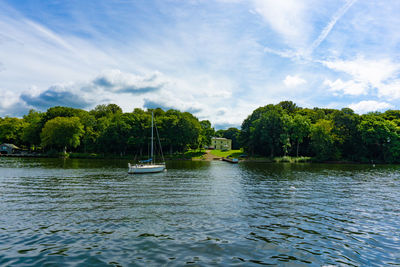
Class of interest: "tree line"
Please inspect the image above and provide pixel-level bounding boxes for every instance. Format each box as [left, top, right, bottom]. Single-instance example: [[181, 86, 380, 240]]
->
[[240, 101, 400, 163], [1, 101, 400, 163], [0, 104, 214, 156]]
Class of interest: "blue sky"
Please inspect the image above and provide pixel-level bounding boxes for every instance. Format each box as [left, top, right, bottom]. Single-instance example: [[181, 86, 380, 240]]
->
[[1, 0, 400, 128]]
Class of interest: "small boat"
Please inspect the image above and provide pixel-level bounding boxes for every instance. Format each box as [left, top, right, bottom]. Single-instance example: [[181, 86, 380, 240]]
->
[[128, 112, 166, 174], [222, 157, 239, 163]]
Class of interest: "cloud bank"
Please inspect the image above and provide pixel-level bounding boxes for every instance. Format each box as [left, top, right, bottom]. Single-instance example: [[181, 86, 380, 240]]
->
[[349, 100, 394, 114], [1, 0, 400, 127]]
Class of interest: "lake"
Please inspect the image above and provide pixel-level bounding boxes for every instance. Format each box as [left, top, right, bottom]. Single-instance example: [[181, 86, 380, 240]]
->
[[0, 157, 399, 266]]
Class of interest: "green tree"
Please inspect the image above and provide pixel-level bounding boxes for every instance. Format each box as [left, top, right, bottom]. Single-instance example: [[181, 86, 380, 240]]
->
[[278, 100, 300, 114], [280, 114, 292, 156], [41, 116, 84, 153], [297, 108, 325, 123], [90, 104, 122, 118], [330, 108, 361, 160], [359, 115, 400, 163], [158, 110, 201, 153], [22, 110, 43, 149], [158, 110, 179, 154], [126, 111, 150, 156], [241, 106, 265, 154], [290, 114, 311, 157], [256, 105, 285, 157], [310, 119, 338, 161], [199, 120, 215, 149], [0, 117, 27, 145]]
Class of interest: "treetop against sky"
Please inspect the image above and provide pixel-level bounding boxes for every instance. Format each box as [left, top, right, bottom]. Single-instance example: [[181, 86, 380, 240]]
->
[[1, 0, 400, 129]]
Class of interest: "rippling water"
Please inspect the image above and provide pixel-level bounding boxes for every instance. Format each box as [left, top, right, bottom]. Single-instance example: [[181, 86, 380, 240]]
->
[[1, 157, 399, 266]]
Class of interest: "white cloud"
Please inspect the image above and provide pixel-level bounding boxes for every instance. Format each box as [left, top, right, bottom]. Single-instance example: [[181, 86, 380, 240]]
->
[[348, 100, 393, 114], [2, 0, 400, 127], [0, 89, 30, 116], [322, 56, 400, 99], [0, 89, 19, 109], [252, 0, 310, 47], [283, 75, 307, 88], [376, 80, 400, 100], [322, 56, 399, 86], [324, 78, 367, 96]]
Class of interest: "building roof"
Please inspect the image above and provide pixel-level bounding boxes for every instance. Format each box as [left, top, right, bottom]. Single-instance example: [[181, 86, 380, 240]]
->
[[211, 137, 230, 140]]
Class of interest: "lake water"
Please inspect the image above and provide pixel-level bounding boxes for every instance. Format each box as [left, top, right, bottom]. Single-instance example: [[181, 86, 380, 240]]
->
[[0, 157, 399, 266]]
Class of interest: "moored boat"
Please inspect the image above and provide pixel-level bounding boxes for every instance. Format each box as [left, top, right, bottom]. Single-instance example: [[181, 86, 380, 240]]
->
[[128, 112, 166, 174], [128, 163, 165, 173], [222, 157, 239, 163]]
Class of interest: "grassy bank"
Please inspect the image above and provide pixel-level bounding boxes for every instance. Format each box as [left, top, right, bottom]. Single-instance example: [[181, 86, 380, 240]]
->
[[209, 149, 242, 158]]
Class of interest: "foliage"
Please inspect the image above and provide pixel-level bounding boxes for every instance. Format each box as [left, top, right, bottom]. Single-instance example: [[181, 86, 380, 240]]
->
[[358, 115, 400, 163], [0, 117, 27, 145], [199, 120, 215, 148], [22, 110, 43, 148], [310, 119, 338, 161], [290, 114, 311, 157], [41, 116, 84, 152], [5, 100, 400, 163], [239, 101, 400, 163]]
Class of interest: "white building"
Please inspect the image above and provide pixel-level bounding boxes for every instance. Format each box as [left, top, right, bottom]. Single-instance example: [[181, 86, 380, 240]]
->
[[209, 137, 232, 150]]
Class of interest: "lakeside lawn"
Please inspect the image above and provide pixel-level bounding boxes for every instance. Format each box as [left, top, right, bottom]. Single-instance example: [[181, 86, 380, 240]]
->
[[182, 149, 243, 160], [209, 149, 243, 158], [182, 149, 206, 160]]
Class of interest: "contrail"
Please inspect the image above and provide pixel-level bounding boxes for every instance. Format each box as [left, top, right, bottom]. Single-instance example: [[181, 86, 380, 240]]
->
[[309, 0, 358, 54]]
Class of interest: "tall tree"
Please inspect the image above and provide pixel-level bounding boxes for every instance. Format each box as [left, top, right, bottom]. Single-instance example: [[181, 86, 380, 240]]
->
[[256, 106, 285, 157], [359, 115, 400, 163], [199, 120, 215, 149], [310, 119, 337, 161], [0, 117, 27, 145], [290, 114, 311, 157], [331, 108, 361, 160], [278, 100, 300, 114], [41, 117, 84, 153], [240, 105, 272, 155], [22, 110, 43, 149]]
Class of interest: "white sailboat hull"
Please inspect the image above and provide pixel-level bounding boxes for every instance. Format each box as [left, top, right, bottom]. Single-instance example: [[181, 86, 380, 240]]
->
[[128, 163, 166, 174]]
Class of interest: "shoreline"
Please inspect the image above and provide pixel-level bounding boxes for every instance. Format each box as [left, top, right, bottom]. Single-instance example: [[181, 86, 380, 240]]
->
[[0, 153, 378, 165]]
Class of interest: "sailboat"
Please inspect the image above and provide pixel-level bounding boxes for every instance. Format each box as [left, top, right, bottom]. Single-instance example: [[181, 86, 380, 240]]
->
[[128, 112, 166, 174]]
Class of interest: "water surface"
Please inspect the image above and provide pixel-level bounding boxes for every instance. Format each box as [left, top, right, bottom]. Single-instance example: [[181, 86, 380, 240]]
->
[[1, 158, 399, 266]]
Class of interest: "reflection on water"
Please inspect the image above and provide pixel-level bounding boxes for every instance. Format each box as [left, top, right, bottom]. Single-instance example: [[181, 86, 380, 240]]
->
[[0, 157, 400, 266]]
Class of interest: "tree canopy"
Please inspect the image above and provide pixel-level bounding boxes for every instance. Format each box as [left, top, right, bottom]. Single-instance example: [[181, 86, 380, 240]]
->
[[41, 116, 84, 152], [240, 103, 400, 163], [2, 101, 400, 163]]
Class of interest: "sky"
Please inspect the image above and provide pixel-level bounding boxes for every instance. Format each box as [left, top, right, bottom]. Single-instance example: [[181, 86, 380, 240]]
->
[[1, 0, 400, 129]]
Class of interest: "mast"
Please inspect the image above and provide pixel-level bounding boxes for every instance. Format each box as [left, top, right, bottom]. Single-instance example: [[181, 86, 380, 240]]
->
[[151, 111, 154, 163]]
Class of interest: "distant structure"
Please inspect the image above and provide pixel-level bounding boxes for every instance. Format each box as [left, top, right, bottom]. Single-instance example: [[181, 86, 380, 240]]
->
[[0, 143, 21, 154], [210, 137, 232, 150]]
